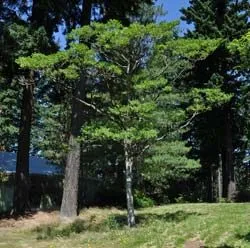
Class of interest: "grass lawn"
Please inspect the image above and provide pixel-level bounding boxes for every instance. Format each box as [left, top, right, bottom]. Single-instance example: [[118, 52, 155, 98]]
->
[[1, 203, 250, 247]]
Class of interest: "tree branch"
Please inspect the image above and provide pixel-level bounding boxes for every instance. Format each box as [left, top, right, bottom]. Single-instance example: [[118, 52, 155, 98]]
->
[[74, 97, 103, 114], [138, 112, 198, 156], [74, 96, 126, 129], [179, 112, 198, 130]]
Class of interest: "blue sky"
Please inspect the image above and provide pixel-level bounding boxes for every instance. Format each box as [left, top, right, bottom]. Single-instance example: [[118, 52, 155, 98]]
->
[[158, 0, 189, 20], [156, 0, 190, 33], [55, 0, 191, 48]]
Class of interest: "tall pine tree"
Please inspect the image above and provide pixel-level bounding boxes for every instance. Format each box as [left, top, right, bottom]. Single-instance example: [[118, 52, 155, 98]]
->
[[181, 0, 250, 200]]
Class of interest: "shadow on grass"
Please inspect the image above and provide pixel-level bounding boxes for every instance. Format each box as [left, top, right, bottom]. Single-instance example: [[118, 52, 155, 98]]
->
[[216, 246, 234, 248], [209, 232, 250, 248], [235, 232, 250, 242], [203, 229, 250, 248], [33, 210, 203, 240], [110, 210, 204, 228], [206, 245, 234, 248], [34, 219, 86, 240]]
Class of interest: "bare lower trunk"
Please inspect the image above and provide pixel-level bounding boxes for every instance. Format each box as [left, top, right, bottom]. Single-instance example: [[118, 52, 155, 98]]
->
[[222, 107, 236, 200], [218, 154, 223, 201], [210, 165, 214, 202], [60, 76, 86, 219], [60, 135, 81, 219], [60, 0, 92, 221], [124, 140, 135, 227], [13, 71, 34, 214]]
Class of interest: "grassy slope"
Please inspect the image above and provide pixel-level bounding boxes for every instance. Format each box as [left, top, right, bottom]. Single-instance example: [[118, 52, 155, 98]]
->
[[1, 203, 250, 248]]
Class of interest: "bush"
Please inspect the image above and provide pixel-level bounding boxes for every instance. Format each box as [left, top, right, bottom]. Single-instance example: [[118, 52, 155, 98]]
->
[[134, 190, 155, 208], [103, 215, 121, 230], [0, 171, 8, 183], [70, 219, 86, 233]]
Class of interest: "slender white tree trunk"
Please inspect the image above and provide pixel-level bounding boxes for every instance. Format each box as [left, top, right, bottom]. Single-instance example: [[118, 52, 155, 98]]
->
[[124, 140, 135, 227], [218, 154, 222, 201]]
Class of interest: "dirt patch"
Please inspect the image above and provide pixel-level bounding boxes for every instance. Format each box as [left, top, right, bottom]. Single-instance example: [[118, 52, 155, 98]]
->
[[0, 211, 59, 230], [184, 238, 205, 248]]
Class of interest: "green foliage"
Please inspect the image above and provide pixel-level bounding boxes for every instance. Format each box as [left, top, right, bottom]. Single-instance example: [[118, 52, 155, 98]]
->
[[0, 171, 8, 183], [188, 88, 232, 113], [15, 19, 233, 207], [143, 141, 200, 192], [74, 21, 222, 148], [180, 0, 250, 202], [103, 215, 121, 230], [16, 20, 224, 149], [129, 2, 166, 24], [1, 0, 161, 215], [16, 43, 94, 79], [67, 21, 179, 146], [134, 190, 155, 208], [0, 81, 20, 150], [181, 0, 250, 39], [32, 102, 70, 165], [229, 31, 250, 69], [162, 38, 222, 60], [7, 24, 50, 57], [0, 23, 53, 151]]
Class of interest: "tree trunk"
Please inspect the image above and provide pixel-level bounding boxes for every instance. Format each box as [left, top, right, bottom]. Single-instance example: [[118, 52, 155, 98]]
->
[[60, 0, 92, 220], [218, 154, 223, 201], [81, 0, 92, 26], [60, 77, 86, 220], [60, 134, 81, 219], [13, 71, 34, 214], [221, 107, 236, 200], [124, 140, 135, 227], [200, 149, 214, 202], [210, 165, 214, 202]]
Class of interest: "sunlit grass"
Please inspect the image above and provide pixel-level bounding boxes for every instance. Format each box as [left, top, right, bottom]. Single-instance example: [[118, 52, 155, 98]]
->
[[0, 203, 250, 247]]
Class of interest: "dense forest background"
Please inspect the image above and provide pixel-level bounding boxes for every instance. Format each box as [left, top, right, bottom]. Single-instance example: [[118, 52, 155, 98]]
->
[[0, 0, 249, 226]]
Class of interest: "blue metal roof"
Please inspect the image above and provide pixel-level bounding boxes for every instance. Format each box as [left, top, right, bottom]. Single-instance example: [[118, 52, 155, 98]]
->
[[0, 152, 62, 175]]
